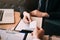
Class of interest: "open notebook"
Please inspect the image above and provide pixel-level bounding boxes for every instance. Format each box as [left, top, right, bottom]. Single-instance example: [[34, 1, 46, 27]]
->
[[15, 17, 43, 31], [0, 9, 14, 24]]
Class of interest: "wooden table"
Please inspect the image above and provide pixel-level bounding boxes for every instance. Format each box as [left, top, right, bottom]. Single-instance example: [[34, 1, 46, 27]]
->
[[0, 12, 21, 30], [0, 12, 60, 40]]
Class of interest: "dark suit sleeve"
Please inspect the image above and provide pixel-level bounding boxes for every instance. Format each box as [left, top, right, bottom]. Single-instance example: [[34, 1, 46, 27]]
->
[[47, 12, 60, 19], [19, 4, 30, 18], [20, 0, 39, 18], [46, 0, 60, 19]]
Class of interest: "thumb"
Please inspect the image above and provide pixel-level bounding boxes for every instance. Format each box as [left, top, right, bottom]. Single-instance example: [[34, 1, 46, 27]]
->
[[42, 13, 49, 17], [27, 15, 32, 22], [36, 27, 40, 30], [34, 27, 38, 32]]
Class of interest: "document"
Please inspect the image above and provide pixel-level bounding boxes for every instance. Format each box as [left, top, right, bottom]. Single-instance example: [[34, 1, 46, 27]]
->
[[15, 17, 43, 31], [0, 9, 14, 24], [0, 30, 25, 40], [26, 33, 33, 40], [15, 20, 37, 31]]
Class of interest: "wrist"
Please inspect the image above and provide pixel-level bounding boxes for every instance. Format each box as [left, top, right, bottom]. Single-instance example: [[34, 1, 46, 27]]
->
[[23, 11, 29, 16], [23, 11, 27, 15]]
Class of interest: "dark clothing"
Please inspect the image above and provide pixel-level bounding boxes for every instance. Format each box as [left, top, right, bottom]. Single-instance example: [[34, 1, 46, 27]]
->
[[20, 0, 60, 35]]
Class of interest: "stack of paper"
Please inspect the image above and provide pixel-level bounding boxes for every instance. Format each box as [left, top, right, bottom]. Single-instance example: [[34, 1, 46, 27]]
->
[[0, 30, 25, 40]]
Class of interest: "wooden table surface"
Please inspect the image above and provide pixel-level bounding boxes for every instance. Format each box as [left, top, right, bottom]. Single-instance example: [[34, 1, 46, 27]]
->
[[0, 12, 60, 40], [0, 12, 21, 30]]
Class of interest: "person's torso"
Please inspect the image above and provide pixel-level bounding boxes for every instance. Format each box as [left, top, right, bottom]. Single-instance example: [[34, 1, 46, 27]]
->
[[24, 0, 60, 19]]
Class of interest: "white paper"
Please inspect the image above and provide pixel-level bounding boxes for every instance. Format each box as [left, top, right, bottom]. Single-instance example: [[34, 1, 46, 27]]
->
[[31, 17, 43, 28], [15, 20, 37, 31], [15, 17, 43, 31], [0, 30, 25, 40], [0, 9, 14, 24]]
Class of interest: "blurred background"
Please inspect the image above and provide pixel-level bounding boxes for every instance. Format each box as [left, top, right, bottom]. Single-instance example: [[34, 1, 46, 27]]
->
[[0, 0, 24, 11]]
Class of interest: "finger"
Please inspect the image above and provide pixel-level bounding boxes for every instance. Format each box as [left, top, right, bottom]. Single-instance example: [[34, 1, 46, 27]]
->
[[31, 32, 33, 36], [27, 14, 31, 21], [34, 27, 38, 32], [40, 28, 43, 30], [36, 27, 40, 30], [36, 26, 44, 30], [23, 17, 29, 24], [29, 17, 32, 23], [42, 13, 49, 17], [39, 28, 44, 35]]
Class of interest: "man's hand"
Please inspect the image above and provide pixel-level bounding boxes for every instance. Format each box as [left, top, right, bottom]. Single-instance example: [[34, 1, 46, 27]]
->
[[23, 11, 32, 24], [23, 10, 49, 23], [30, 10, 49, 17], [31, 27, 44, 39]]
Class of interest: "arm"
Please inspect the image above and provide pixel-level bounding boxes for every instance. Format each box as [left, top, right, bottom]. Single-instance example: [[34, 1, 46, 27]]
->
[[46, 0, 60, 19], [30, 10, 60, 19], [19, 0, 39, 18]]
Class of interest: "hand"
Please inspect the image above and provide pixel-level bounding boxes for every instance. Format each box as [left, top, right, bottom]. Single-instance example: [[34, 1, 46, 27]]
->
[[0, 36, 1, 40], [23, 11, 32, 24], [31, 27, 44, 39], [30, 10, 49, 17]]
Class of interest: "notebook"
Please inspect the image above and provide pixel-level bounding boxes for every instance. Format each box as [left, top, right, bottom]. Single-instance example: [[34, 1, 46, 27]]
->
[[0, 9, 14, 24], [15, 17, 43, 31]]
